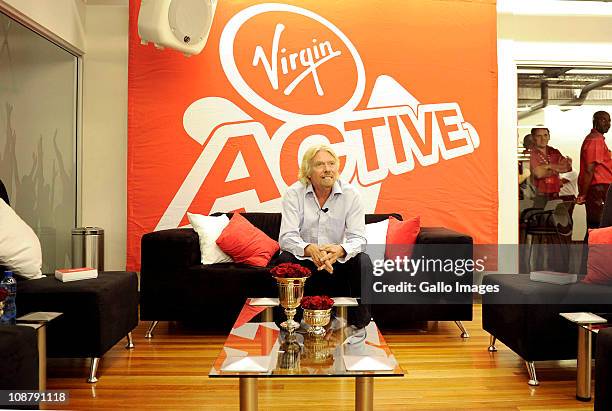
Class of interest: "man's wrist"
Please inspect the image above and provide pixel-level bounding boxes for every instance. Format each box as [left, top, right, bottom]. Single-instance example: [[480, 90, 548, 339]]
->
[[304, 243, 314, 256]]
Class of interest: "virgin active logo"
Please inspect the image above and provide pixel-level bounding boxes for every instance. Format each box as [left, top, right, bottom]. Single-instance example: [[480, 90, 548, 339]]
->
[[219, 3, 366, 121]]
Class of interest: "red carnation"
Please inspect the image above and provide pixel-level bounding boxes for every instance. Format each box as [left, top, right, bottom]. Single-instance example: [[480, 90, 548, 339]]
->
[[270, 262, 312, 278], [301, 295, 334, 310]]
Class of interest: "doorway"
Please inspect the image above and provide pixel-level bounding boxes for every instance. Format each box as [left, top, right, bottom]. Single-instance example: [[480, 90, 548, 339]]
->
[[517, 66, 612, 273]]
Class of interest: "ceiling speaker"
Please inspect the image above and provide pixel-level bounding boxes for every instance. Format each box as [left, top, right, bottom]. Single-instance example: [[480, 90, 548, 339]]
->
[[138, 0, 218, 56]]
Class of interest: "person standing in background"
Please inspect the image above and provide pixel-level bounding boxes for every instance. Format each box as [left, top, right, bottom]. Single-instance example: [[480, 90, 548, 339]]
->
[[519, 134, 535, 200], [529, 127, 572, 201], [559, 169, 578, 216], [577, 111, 612, 228]]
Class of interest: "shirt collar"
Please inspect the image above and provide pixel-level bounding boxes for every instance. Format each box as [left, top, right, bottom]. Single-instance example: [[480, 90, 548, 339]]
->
[[305, 180, 343, 196], [589, 129, 605, 139]]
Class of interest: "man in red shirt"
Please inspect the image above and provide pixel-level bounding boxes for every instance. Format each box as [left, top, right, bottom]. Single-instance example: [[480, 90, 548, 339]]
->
[[577, 111, 612, 228], [529, 127, 572, 200]]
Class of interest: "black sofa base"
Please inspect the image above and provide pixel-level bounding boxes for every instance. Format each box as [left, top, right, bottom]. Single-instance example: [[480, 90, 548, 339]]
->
[[483, 273, 612, 385], [16, 272, 139, 382]]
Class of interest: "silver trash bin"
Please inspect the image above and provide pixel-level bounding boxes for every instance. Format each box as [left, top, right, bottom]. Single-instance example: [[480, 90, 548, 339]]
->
[[72, 227, 104, 271]]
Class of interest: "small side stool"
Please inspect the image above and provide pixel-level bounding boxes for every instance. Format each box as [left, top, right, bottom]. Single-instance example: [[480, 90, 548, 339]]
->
[[16, 271, 139, 383]]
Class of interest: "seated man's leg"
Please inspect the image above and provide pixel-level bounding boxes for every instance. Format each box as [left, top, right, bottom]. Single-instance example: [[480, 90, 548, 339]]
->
[[273, 251, 306, 265], [333, 252, 372, 327], [333, 252, 372, 298]]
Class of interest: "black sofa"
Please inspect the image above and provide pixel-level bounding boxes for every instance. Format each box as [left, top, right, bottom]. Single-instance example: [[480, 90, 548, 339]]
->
[[0, 326, 38, 409], [141, 212, 474, 336], [482, 274, 612, 385], [16, 272, 139, 383], [483, 186, 612, 386]]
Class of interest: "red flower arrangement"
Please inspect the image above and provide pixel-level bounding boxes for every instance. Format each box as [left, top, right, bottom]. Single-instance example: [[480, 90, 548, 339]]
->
[[0, 288, 7, 302], [301, 295, 334, 310], [270, 262, 312, 278]]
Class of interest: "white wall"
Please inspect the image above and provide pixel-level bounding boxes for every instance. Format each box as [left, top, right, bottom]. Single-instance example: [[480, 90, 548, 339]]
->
[[0, 0, 86, 54], [497, 0, 612, 271], [81, 2, 128, 270]]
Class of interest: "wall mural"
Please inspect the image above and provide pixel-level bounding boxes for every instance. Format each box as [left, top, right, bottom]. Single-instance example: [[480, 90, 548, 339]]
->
[[127, 0, 498, 270]]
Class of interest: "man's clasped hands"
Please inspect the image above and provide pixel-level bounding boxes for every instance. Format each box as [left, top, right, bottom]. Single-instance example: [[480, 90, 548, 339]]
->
[[304, 243, 346, 274]]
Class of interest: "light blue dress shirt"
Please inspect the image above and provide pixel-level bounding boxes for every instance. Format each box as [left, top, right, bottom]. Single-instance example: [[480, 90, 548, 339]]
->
[[279, 180, 366, 263]]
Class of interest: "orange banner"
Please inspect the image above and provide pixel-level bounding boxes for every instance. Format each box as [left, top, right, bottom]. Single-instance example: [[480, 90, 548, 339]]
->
[[127, 0, 498, 270]]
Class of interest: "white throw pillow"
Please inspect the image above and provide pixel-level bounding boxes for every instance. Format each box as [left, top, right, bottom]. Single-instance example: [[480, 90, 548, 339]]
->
[[365, 219, 389, 264], [0, 199, 43, 279], [187, 212, 233, 264]]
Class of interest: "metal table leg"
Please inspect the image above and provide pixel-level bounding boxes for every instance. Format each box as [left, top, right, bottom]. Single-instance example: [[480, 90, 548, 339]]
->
[[576, 327, 592, 401], [37, 324, 47, 390], [338, 306, 348, 323], [262, 307, 273, 323], [355, 376, 373, 411], [239, 378, 258, 410]]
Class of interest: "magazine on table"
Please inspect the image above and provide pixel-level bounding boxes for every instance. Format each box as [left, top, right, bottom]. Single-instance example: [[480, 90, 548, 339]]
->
[[529, 271, 577, 285], [54, 267, 98, 282]]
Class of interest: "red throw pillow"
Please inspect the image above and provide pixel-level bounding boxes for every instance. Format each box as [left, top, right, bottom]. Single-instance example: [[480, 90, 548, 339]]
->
[[216, 214, 280, 267], [385, 216, 420, 260], [583, 226, 612, 285]]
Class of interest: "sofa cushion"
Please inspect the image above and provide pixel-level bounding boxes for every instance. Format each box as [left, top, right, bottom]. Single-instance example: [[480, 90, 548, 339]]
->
[[365, 219, 389, 263], [583, 225, 612, 285], [0, 199, 43, 280], [386, 216, 420, 259], [187, 212, 232, 265], [213, 212, 283, 241], [216, 214, 280, 267]]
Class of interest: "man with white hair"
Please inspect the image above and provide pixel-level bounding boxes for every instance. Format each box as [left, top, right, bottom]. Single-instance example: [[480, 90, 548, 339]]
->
[[277, 143, 369, 297]]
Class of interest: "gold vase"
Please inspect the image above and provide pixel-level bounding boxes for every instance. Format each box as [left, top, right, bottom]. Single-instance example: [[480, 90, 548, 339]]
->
[[303, 333, 332, 364], [278, 334, 301, 372], [303, 308, 332, 336], [275, 276, 307, 332]]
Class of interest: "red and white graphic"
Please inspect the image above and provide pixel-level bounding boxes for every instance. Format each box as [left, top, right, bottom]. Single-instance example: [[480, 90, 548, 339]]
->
[[128, 1, 498, 270]]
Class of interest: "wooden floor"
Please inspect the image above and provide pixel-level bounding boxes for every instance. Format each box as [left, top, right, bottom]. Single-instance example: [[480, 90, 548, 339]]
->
[[44, 305, 595, 410]]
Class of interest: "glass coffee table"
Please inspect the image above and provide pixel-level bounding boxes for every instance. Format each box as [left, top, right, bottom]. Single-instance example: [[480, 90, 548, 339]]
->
[[209, 299, 404, 411], [560, 312, 612, 401]]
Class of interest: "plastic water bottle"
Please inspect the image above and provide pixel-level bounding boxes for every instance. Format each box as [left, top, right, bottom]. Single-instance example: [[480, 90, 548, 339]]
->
[[1, 271, 17, 325]]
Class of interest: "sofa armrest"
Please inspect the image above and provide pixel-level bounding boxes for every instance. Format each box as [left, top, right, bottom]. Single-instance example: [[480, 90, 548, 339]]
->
[[141, 228, 200, 273], [417, 227, 473, 245], [0, 326, 39, 390], [414, 227, 474, 299]]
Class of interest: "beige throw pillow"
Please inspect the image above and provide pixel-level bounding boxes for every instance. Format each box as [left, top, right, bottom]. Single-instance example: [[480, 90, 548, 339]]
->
[[0, 199, 43, 279]]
